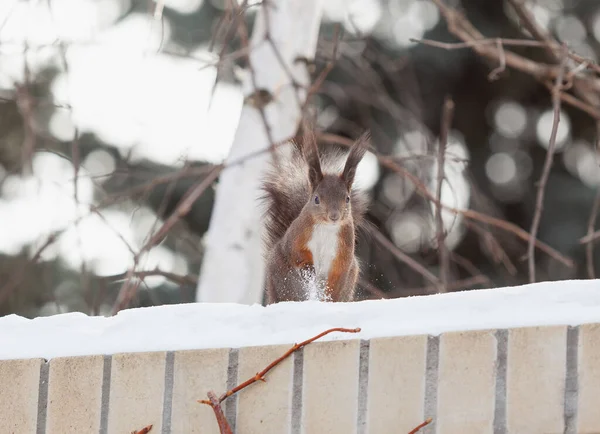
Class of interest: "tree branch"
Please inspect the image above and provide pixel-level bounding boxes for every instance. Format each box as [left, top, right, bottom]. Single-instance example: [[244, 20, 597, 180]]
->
[[199, 327, 360, 433], [436, 96, 455, 291], [527, 44, 569, 283]]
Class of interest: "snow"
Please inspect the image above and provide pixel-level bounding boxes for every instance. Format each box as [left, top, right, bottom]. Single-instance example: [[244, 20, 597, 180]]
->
[[1, 279, 600, 361]]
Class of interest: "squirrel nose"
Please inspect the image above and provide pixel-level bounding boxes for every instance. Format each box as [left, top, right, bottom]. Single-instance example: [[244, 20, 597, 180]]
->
[[329, 212, 340, 221]]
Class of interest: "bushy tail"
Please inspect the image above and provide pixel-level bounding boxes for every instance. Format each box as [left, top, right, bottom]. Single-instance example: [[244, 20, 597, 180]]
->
[[260, 142, 310, 251], [259, 140, 370, 254]]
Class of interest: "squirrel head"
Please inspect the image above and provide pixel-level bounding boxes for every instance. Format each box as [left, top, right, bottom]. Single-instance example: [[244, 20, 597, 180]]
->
[[301, 127, 370, 224]]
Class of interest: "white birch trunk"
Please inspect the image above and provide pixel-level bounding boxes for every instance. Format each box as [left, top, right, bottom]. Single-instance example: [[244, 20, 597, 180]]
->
[[196, 0, 324, 304]]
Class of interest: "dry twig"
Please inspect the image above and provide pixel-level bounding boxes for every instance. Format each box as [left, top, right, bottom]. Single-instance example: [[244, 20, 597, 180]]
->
[[112, 166, 222, 313], [199, 327, 361, 433], [427, 0, 600, 120], [131, 425, 153, 434], [435, 96, 455, 291], [585, 189, 600, 279], [409, 418, 433, 434], [205, 391, 232, 434], [102, 268, 198, 287], [527, 44, 569, 283], [318, 132, 574, 269], [365, 225, 442, 292]]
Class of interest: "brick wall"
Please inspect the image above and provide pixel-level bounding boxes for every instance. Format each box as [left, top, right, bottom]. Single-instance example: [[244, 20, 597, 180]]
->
[[2, 323, 599, 433]]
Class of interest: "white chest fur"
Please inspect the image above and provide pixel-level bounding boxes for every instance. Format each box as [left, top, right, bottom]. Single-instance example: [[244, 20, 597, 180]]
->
[[307, 223, 341, 279]]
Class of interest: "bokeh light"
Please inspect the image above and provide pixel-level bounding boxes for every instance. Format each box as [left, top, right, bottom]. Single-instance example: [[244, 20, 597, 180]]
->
[[493, 100, 528, 139], [486, 152, 517, 185], [535, 108, 571, 151], [82, 149, 117, 182], [554, 14, 586, 44], [355, 151, 380, 191], [322, 0, 383, 36]]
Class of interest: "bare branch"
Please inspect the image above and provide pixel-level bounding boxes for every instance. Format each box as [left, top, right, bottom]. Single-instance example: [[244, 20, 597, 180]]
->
[[435, 96, 455, 292], [199, 327, 360, 433], [585, 189, 600, 279], [319, 132, 574, 269], [366, 225, 442, 292], [527, 44, 569, 283]]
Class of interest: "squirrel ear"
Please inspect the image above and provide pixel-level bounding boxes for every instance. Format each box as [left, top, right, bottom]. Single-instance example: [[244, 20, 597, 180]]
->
[[301, 117, 323, 189], [308, 166, 323, 189], [342, 130, 370, 189]]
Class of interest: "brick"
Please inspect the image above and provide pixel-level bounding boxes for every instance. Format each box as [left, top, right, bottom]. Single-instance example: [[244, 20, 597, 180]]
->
[[107, 351, 166, 433], [0, 358, 42, 433], [506, 326, 567, 434], [237, 344, 294, 433], [302, 339, 360, 434], [46, 355, 104, 433], [437, 330, 496, 434], [577, 323, 600, 433], [171, 348, 229, 434], [366, 335, 427, 433]]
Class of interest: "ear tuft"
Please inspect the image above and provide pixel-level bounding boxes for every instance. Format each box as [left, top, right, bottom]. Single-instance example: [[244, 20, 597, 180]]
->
[[300, 117, 323, 189], [342, 130, 370, 189]]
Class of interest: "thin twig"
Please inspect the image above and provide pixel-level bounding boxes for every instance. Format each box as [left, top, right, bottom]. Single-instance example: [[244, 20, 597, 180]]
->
[[131, 425, 153, 434], [0, 233, 58, 306], [0, 134, 297, 309], [585, 189, 600, 279], [464, 220, 518, 276], [318, 132, 574, 269], [102, 268, 198, 286], [112, 166, 222, 313], [506, 0, 557, 58], [450, 251, 491, 285], [408, 417, 433, 434], [358, 278, 389, 299], [488, 38, 506, 80], [202, 328, 360, 405], [302, 24, 341, 115], [199, 327, 360, 434], [413, 35, 600, 76], [580, 229, 600, 244], [527, 44, 569, 283], [436, 96, 455, 292], [366, 225, 442, 291], [230, 0, 276, 147], [206, 391, 232, 434], [428, 0, 600, 120], [217, 327, 359, 403]]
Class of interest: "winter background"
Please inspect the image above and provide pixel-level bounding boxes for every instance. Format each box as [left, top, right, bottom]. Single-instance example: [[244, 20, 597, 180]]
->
[[0, 0, 599, 318]]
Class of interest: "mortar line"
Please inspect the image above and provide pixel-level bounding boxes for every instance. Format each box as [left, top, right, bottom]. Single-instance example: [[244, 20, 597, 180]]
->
[[225, 348, 239, 433], [161, 351, 175, 434], [564, 326, 579, 434], [494, 329, 508, 434], [99, 355, 112, 434], [356, 340, 370, 434], [36, 360, 49, 434], [291, 348, 304, 434], [423, 335, 439, 434]]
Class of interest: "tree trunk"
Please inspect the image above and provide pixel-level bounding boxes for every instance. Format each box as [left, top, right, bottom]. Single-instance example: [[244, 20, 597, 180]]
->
[[196, 0, 323, 304]]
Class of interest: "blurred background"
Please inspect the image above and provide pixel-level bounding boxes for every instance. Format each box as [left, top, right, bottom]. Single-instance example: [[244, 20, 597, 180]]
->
[[0, 0, 599, 317]]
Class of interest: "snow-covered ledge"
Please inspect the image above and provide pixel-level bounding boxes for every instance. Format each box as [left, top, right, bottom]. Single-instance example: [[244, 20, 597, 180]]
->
[[1, 279, 600, 433]]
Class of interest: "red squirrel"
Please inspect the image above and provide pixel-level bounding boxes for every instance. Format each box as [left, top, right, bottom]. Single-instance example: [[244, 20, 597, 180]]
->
[[261, 125, 370, 303]]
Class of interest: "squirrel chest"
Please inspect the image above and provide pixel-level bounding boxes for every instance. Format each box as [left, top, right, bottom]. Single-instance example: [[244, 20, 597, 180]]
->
[[307, 223, 342, 279]]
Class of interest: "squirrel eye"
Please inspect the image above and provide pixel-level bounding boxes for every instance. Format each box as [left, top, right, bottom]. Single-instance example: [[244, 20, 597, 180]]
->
[[314, 195, 320, 205], [346, 195, 350, 203]]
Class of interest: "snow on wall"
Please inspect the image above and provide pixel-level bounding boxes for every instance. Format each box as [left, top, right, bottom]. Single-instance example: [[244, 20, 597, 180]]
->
[[1, 279, 600, 361]]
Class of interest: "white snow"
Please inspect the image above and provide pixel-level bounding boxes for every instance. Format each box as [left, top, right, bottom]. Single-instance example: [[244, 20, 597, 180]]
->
[[1, 279, 600, 361]]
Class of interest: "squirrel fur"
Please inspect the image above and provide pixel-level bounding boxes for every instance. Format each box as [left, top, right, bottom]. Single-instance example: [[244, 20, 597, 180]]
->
[[260, 126, 370, 303]]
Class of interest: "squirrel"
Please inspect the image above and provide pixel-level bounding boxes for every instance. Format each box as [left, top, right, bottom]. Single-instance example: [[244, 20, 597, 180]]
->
[[260, 124, 370, 304]]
